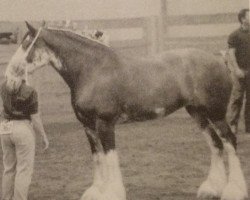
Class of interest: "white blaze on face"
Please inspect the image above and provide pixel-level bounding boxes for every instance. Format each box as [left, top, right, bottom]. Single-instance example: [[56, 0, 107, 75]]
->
[[28, 47, 62, 73], [5, 45, 28, 78], [6, 31, 63, 80]]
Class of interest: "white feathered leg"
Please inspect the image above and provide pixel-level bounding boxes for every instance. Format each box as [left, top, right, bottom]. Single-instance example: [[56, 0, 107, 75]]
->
[[81, 153, 106, 200], [81, 150, 125, 200], [221, 143, 248, 200], [104, 150, 126, 200], [198, 130, 227, 198]]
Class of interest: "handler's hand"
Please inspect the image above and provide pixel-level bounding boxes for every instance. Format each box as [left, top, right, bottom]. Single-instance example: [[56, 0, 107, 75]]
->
[[42, 135, 49, 151], [235, 68, 245, 79]]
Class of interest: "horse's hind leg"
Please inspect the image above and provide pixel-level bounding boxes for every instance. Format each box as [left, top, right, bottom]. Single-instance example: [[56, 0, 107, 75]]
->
[[186, 106, 227, 198], [212, 120, 248, 200], [198, 126, 227, 199]]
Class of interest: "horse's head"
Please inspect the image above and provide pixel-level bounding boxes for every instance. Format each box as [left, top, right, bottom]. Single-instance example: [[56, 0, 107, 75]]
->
[[5, 22, 62, 81]]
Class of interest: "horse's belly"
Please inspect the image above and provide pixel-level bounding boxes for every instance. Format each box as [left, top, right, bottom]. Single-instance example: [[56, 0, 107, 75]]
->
[[123, 84, 183, 119]]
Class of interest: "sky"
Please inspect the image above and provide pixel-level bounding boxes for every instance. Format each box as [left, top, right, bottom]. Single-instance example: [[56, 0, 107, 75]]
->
[[0, 0, 161, 21]]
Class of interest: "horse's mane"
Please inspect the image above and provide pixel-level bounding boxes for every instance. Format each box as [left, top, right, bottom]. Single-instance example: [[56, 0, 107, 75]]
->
[[46, 27, 110, 50]]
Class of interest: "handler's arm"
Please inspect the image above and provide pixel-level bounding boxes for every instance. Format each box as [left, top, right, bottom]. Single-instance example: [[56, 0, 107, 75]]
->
[[31, 113, 49, 150], [227, 48, 244, 78]]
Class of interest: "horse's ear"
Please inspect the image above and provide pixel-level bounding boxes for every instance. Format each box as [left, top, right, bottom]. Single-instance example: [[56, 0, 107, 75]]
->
[[25, 21, 36, 37]]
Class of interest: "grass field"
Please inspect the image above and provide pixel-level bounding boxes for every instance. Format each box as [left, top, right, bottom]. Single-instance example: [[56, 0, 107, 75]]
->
[[0, 43, 249, 200], [0, 110, 249, 200]]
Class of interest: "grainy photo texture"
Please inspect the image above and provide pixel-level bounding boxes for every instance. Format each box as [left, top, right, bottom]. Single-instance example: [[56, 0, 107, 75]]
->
[[0, 1, 250, 200]]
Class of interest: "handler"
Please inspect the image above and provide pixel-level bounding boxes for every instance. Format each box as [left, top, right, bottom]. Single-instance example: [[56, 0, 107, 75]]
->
[[0, 64, 49, 200], [227, 8, 250, 134]]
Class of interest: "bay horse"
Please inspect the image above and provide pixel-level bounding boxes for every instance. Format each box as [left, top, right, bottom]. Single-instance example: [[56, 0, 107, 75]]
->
[[5, 22, 248, 200]]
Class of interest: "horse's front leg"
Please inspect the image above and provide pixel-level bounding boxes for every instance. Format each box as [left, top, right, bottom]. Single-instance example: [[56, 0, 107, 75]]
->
[[81, 127, 105, 200], [97, 118, 126, 200], [81, 119, 126, 200]]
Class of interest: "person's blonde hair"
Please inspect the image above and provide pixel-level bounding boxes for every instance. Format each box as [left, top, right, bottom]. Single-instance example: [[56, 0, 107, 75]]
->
[[5, 64, 26, 93]]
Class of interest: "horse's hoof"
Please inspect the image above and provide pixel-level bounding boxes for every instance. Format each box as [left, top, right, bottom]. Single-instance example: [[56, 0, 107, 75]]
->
[[221, 182, 248, 200], [104, 184, 126, 200], [81, 185, 103, 200], [102, 190, 122, 200], [80, 184, 126, 200], [197, 180, 222, 199]]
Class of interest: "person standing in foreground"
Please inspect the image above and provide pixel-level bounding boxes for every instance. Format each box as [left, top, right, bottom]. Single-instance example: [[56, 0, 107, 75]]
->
[[0, 64, 49, 200], [227, 8, 250, 134]]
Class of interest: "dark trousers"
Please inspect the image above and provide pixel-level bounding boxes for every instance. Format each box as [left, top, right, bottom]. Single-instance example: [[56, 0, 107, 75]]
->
[[228, 71, 250, 133]]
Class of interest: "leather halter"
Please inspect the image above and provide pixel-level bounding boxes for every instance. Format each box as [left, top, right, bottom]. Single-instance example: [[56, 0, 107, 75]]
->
[[24, 27, 42, 84]]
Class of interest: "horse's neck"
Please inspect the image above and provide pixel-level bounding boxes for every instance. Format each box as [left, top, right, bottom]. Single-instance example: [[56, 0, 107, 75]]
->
[[44, 30, 115, 95], [45, 32, 95, 88]]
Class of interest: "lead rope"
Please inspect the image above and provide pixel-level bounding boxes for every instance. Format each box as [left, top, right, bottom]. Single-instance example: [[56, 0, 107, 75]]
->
[[24, 27, 42, 85]]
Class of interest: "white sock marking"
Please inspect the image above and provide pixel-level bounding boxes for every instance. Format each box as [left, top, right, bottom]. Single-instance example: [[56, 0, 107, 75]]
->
[[82, 150, 126, 200], [221, 143, 248, 200], [198, 131, 227, 198]]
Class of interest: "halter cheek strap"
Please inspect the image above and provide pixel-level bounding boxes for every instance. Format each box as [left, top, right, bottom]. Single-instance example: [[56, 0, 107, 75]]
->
[[24, 27, 42, 85], [24, 27, 42, 57]]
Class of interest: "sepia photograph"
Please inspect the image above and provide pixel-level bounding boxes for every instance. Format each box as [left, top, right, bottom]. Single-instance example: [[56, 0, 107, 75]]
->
[[0, 0, 250, 199]]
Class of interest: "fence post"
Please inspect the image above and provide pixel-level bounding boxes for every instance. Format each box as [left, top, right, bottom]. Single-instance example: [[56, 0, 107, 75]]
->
[[146, 16, 159, 55], [159, 0, 167, 52]]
